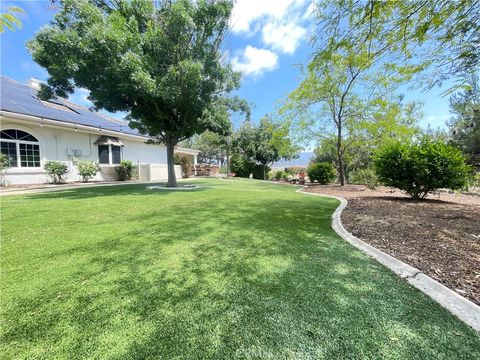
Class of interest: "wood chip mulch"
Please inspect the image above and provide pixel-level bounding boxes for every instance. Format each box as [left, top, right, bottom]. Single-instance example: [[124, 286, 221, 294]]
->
[[304, 184, 480, 305]]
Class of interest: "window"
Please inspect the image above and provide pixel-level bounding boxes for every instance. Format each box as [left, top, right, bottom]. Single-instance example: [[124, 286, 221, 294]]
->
[[98, 145, 110, 164], [111, 145, 121, 164], [0, 129, 40, 168], [97, 144, 122, 165]]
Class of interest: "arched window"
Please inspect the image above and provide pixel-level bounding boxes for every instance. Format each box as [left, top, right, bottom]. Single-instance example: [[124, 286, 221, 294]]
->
[[0, 129, 41, 168]]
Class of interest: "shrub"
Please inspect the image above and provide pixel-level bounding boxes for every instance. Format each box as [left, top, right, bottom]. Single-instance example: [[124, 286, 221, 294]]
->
[[174, 154, 192, 178], [230, 154, 269, 179], [274, 170, 285, 181], [115, 160, 134, 181], [44, 161, 69, 184], [349, 168, 379, 189], [0, 153, 10, 186], [307, 162, 336, 184], [374, 138, 471, 199], [77, 160, 100, 182]]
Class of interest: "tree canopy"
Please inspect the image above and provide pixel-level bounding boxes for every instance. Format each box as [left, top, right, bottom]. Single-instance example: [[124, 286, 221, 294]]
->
[[28, 0, 241, 186], [235, 117, 299, 180]]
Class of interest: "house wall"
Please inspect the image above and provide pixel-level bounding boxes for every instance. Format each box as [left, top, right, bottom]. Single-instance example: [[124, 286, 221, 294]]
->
[[1, 117, 175, 185]]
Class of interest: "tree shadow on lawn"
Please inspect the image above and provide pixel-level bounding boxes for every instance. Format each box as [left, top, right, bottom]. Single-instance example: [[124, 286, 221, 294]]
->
[[2, 197, 479, 359], [22, 182, 213, 200]]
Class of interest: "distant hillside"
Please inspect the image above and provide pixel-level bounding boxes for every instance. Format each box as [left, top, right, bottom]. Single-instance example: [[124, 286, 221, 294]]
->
[[272, 152, 313, 169]]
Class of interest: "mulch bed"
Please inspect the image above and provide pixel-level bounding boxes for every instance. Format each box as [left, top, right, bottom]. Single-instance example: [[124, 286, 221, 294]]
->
[[304, 185, 480, 305]]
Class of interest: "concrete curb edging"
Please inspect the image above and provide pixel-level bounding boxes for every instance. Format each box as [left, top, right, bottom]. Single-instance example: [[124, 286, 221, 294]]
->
[[296, 187, 480, 332]]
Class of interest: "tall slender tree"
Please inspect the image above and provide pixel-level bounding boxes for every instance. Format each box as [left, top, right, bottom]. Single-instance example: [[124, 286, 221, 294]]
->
[[28, 0, 240, 187]]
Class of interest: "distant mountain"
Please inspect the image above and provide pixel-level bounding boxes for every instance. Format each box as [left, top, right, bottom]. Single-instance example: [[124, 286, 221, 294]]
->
[[272, 152, 313, 169]]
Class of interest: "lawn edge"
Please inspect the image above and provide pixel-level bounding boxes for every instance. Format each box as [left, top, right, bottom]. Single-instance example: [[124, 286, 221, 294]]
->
[[296, 187, 480, 332]]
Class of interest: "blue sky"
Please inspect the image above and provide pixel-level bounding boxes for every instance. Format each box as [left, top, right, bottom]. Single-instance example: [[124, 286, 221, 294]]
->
[[1, 0, 453, 133]]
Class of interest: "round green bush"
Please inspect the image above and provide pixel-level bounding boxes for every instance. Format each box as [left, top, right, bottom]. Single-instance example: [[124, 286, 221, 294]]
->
[[374, 138, 471, 199], [77, 160, 100, 182], [307, 162, 336, 184], [44, 161, 69, 184]]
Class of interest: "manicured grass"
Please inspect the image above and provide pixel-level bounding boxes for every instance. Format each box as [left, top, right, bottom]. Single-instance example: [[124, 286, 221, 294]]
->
[[1, 179, 479, 359]]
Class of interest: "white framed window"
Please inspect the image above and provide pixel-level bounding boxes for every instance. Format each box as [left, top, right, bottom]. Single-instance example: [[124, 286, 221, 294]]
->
[[98, 144, 122, 165], [0, 129, 41, 168], [95, 136, 123, 165]]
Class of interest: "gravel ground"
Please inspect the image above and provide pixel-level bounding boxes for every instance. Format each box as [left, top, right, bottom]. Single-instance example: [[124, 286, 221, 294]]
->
[[304, 184, 480, 305]]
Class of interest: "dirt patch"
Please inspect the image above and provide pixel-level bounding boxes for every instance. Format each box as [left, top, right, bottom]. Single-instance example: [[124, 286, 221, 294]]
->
[[305, 185, 480, 305]]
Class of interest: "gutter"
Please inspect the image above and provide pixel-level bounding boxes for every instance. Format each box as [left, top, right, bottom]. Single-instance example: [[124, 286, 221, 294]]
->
[[0, 110, 150, 143], [1, 110, 203, 154]]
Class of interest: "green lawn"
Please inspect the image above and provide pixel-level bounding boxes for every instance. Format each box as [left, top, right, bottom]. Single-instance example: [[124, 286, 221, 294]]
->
[[1, 179, 478, 359]]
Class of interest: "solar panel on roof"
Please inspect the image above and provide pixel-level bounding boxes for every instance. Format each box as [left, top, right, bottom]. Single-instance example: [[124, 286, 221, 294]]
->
[[0, 77, 143, 137]]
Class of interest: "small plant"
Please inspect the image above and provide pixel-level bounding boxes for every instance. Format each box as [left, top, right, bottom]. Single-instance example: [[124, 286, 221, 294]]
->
[[307, 162, 336, 184], [44, 161, 69, 184], [374, 137, 471, 199], [115, 160, 134, 181], [274, 170, 284, 181], [77, 160, 100, 182], [0, 153, 10, 186], [349, 168, 379, 189]]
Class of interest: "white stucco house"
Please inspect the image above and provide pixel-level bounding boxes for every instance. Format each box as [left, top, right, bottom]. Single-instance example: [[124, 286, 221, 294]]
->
[[0, 76, 199, 185]]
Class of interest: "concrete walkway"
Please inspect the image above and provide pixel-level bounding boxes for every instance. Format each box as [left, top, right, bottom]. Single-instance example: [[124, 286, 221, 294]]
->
[[297, 187, 480, 332]]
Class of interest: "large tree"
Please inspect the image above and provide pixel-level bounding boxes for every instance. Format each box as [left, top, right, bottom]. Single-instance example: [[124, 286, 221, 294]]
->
[[235, 117, 299, 180], [28, 0, 240, 187], [282, 0, 477, 185]]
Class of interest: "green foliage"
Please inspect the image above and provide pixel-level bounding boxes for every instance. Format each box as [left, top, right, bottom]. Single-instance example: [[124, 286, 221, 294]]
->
[[307, 162, 336, 185], [115, 160, 134, 181], [349, 168, 380, 190], [0, 153, 10, 170], [174, 154, 192, 178], [309, 1, 479, 91], [234, 117, 299, 180], [0, 6, 24, 33], [0, 153, 10, 186], [44, 161, 69, 184], [448, 76, 480, 167], [230, 153, 268, 180], [77, 160, 100, 182], [374, 138, 471, 199], [269, 170, 286, 181], [28, 0, 244, 187], [190, 131, 227, 164], [466, 173, 480, 191]]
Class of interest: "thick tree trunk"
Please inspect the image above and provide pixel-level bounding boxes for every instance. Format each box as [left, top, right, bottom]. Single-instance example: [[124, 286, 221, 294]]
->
[[166, 140, 177, 187]]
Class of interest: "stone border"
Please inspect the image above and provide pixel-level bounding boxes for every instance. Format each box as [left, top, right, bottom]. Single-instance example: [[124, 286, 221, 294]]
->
[[296, 188, 480, 332]]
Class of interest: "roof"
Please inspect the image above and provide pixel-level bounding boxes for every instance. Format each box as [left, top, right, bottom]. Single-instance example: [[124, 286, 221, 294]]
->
[[0, 76, 142, 137]]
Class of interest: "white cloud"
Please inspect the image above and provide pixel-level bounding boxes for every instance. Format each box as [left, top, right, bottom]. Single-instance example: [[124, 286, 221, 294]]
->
[[232, 46, 278, 77], [230, 0, 309, 57], [262, 22, 306, 54], [230, 0, 304, 34]]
